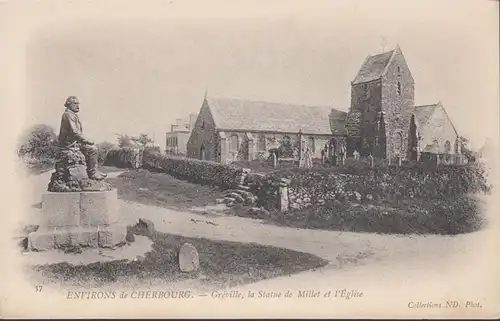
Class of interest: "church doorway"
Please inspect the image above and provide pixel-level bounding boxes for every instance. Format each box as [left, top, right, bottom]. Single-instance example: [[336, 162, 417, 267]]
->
[[200, 145, 206, 161]]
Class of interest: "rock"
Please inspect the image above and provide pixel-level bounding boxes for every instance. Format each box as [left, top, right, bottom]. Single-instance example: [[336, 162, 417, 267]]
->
[[47, 145, 113, 193], [224, 192, 245, 203], [24, 224, 39, 235], [223, 197, 236, 205], [215, 198, 225, 204], [179, 242, 200, 272], [237, 185, 251, 191], [138, 218, 155, 236], [366, 194, 374, 201], [351, 191, 362, 202], [126, 230, 135, 242], [68, 165, 88, 180]]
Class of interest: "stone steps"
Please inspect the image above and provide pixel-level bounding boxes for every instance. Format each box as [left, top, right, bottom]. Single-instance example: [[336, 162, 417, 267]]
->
[[219, 184, 259, 208]]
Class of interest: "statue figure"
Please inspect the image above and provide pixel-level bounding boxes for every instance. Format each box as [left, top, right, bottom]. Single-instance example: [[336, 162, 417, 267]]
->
[[58, 96, 107, 180], [48, 96, 110, 192]]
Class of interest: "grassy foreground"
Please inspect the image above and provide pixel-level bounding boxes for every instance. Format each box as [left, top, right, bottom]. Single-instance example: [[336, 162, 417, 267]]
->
[[32, 223, 328, 289]]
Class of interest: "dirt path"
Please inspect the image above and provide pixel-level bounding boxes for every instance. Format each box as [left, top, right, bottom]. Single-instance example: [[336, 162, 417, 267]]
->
[[22, 171, 495, 304]]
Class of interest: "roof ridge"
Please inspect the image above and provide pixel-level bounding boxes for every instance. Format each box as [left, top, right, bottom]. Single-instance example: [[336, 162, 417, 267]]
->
[[207, 95, 337, 110], [415, 102, 440, 108]]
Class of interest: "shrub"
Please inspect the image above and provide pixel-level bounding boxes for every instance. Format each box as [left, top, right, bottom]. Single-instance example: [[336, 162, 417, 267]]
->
[[142, 149, 245, 189], [281, 196, 484, 235], [17, 124, 58, 163], [97, 142, 117, 165], [104, 147, 143, 168]]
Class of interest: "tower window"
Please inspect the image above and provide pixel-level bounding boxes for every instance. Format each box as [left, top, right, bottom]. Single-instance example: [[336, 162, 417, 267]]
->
[[397, 66, 401, 73], [397, 82, 402, 95]]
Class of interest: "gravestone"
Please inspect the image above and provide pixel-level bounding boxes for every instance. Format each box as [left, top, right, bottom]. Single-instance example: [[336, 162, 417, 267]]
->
[[179, 243, 200, 272]]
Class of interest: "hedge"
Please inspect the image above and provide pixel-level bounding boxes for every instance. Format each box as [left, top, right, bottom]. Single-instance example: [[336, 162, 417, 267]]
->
[[142, 148, 246, 189], [266, 162, 490, 202], [104, 147, 143, 169]]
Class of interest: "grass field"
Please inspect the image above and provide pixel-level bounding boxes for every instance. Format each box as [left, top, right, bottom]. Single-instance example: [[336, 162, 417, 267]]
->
[[31, 223, 328, 289]]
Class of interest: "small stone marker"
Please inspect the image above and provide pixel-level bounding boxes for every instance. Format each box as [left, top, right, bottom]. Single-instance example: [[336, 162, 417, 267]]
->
[[179, 242, 200, 272], [368, 154, 374, 168]]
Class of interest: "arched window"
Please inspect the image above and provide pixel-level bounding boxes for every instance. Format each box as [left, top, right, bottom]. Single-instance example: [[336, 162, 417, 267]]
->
[[230, 134, 239, 152], [308, 137, 315, 153], [257, 134, 266, 151], [444, 140, 451, 154], [395, 132, 403, 152], [397, 82, 402, 95]]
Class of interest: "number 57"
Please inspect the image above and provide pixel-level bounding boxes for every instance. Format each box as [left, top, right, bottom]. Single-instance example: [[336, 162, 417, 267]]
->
[[35, 286, 43, 292]]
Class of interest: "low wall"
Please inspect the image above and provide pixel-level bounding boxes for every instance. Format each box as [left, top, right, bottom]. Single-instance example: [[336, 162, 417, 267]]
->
[[142, 149, 249, 189], [258, 162, 491, 211]]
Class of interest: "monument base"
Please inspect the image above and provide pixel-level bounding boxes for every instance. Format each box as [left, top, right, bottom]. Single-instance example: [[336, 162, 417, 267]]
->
[[28, 224, 127, 251], [28, 188, 127, 251]]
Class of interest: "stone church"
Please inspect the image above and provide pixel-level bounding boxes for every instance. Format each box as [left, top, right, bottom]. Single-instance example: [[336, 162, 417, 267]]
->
[[187, 45, 460, 164], [345, 45, 460, 162]]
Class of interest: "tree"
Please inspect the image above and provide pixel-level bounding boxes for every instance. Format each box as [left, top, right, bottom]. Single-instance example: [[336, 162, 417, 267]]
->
[[116, 133, 154, 148], [131, 133, 154, 147], [458, 136, 476, 162], [117, 134, 136, 148], [97, 141, 117, 165], [17, 124, 58, 161]]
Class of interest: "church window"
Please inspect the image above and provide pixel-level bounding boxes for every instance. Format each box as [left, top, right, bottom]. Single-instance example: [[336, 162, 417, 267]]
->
[[444, 140, 451, 154], [257, 134, 266, 151], [375, 137, 379, 146], [395, 132, 403, 152], [397, 66, 401, 73], [397, 82, 402, 95], [308, 137, 315, 153], [230, 134, 239, 152], [201, 120, 205, 129]]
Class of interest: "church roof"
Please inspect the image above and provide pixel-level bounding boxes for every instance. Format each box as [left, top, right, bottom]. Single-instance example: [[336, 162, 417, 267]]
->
[[352, 49, 396, 85], [414, 102, 459, 137], [205, 96, 347, 135], [413, 103, 438, 129]]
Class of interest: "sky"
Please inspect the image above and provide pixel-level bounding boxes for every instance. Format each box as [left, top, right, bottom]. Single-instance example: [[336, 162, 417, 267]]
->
[[13, 0, 500, 149]]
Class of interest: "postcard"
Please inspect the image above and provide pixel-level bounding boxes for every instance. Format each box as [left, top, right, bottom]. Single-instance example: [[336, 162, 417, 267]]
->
[[1, 0, 499, 318]]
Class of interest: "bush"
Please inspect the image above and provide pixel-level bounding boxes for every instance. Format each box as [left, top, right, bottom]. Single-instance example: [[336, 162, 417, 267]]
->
[[17, 124, 58, 163], [104, 147, 143, 168], [97, 142, 117, 165], [281, 196, 484, 235], [142, 149, 246, 189]]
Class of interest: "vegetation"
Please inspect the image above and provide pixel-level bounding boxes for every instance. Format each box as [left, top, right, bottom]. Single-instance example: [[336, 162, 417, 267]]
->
[[17, 124, 58, 163], [32, 223, 328, 288], [117, 133, 154, 148]]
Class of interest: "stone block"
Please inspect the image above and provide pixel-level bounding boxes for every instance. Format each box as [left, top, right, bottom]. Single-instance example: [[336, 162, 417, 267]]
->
[[80, 189, 119, 226], [28, 229, 56, 251], [41, 192, 81, 227], [73, 229, 99, 247], [98, 224, 127, 248], [68, 165, 88, 180]]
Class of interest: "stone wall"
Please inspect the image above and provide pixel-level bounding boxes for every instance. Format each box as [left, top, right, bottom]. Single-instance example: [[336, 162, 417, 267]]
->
[[381, 48, 415, 163], [346, 79, 384, 157], [257, 162, 490, 211]]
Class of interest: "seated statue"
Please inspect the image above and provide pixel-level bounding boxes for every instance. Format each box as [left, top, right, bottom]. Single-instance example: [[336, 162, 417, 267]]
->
[[48, 96, 111, 192]]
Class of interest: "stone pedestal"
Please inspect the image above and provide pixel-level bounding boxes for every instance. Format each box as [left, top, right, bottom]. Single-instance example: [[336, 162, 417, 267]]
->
[[28, 189, 127, 251]]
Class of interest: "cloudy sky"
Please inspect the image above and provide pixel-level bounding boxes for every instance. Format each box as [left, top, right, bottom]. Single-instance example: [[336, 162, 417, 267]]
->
[[11, 0, 499, 148]]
